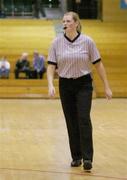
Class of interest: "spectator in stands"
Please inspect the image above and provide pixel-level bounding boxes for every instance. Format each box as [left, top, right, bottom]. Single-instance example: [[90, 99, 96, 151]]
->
[[0, 2, 6, 18], [32, 0, 46, 18], [0, 56, 10, 78], [14, 53, 30, 79], [32, 50, 46, 79]]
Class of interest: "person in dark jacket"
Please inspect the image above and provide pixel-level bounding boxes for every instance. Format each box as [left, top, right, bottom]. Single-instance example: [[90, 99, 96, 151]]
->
[[14, 53, 30, 79]]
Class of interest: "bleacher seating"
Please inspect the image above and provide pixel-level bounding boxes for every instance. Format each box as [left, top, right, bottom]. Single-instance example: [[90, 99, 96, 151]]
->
[[81, 20, 127, 97], [0, 20, 127, 98], [0, 79, 59, 98]]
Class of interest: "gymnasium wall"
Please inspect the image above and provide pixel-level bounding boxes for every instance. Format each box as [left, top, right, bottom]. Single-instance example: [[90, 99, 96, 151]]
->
[[103, 0, 127, 21]]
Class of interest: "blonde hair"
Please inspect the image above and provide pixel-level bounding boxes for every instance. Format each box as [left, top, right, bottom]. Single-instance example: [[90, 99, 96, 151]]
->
[[64, 11, 82, 33]]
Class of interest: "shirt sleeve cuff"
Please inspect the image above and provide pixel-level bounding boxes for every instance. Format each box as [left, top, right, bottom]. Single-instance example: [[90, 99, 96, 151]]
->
[[48, 61, 57, 66], [92, 58, 101, 64]]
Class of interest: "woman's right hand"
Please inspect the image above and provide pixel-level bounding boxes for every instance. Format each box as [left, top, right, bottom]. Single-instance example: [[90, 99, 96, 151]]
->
[[47, 64, 56, 97], [48, 85, 56, 97]]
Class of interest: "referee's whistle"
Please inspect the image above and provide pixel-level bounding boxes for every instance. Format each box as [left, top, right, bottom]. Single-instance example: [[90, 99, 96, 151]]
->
[[63, 27, 67, 30]]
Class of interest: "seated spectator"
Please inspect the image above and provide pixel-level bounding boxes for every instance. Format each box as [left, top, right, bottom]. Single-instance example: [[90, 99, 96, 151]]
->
[[0, 56, 10, 78], [32, 50, 46, 79], [14, 53, 30, 79]]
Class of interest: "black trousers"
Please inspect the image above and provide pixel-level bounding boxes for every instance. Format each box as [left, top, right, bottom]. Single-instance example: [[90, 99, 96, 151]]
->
[[59, 74, 93, 162], [14, 69, 30, 79]]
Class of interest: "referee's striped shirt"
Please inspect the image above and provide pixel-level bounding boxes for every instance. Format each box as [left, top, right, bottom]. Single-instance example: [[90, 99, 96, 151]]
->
[[48, 33, 101, 79]]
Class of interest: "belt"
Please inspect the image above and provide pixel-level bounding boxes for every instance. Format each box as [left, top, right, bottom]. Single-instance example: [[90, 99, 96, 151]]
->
[[60, 74, 91, 80]]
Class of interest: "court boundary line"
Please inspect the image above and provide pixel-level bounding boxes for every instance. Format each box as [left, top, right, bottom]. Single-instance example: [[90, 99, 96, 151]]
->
[[0, 167, 126, 180]]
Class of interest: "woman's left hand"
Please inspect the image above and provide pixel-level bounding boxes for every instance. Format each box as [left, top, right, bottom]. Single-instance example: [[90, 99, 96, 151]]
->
[[105, 87, 112, 100]]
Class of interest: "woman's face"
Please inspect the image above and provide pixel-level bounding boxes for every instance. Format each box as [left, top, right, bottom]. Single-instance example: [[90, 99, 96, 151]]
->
[[62, 14, 78, 32]]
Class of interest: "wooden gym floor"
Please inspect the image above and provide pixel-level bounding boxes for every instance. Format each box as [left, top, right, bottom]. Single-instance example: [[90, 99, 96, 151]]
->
[[0, 98, 127, 180]]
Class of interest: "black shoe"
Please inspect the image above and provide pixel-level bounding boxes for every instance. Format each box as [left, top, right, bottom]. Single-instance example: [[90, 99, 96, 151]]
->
[[71, 160, 82, 167], [83, 160, 92, 171]]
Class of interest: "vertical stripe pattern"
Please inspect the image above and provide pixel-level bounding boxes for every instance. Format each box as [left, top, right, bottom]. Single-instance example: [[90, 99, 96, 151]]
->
[[48, 33, 101, 78]]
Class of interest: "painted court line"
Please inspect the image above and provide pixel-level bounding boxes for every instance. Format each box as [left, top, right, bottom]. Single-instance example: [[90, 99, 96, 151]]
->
[[0, 167, 126, 180]]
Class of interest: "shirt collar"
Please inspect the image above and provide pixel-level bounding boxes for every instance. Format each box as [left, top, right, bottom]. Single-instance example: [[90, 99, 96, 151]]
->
[[64, 32, 80, 43]]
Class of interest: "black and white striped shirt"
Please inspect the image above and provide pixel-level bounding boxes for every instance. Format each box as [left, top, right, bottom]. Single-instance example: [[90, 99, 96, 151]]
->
[[48, 33, 101, 79]]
